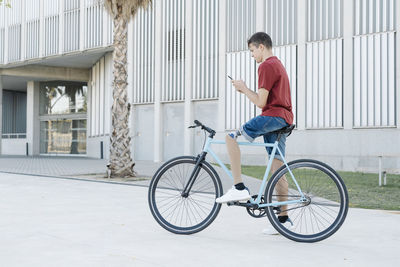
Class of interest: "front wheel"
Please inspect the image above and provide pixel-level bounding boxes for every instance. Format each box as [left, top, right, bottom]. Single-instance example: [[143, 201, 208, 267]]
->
[[265, 159, 349, 242], [148, 156, 223, 234]]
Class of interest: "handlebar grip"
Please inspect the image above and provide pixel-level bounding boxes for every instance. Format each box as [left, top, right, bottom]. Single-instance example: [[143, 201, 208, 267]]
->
[[192, 120, 215, 137], [194, 120, 202, 126]]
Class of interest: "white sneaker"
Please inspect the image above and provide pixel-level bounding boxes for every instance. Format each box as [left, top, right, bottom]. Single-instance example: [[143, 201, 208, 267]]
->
[[216, 186, 251, 203], [262, 219, 294, 235]]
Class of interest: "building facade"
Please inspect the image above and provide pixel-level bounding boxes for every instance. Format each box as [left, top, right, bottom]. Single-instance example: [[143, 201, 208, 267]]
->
[[0, 0, 399, 174]]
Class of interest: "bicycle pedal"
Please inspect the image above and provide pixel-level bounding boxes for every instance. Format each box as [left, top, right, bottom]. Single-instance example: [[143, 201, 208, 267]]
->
[[226, 200, 249, 207]]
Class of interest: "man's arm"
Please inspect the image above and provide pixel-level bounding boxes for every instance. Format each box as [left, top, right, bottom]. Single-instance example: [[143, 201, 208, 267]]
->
[[231, 80, 269, 109]]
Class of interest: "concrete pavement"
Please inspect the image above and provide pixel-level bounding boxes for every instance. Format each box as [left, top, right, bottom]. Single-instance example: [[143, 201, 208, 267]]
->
[[0, 170, 399, 267]]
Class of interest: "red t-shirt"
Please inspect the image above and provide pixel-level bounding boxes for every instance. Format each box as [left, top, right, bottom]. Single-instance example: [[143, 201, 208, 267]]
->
[[258, 56, 293, 125]]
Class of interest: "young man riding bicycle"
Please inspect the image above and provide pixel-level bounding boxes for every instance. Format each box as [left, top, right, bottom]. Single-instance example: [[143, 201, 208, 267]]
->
[[216, 32, 294, 232]]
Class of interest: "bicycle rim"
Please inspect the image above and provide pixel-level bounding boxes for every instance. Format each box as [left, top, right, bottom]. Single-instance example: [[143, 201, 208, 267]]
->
[[149, 158, 222, 234], [265, 160, 348, 242]]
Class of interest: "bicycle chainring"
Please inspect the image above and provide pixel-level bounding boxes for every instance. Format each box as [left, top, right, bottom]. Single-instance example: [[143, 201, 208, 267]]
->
[[246, 195, 267, 218]]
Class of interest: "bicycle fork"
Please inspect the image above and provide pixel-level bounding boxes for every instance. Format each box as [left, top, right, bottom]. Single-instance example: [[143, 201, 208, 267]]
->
[[181, 152, 207, 198]]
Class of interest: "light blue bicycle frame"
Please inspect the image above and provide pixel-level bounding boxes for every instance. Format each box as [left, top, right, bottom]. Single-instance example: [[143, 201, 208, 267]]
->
[[202, 137, 307, 208]]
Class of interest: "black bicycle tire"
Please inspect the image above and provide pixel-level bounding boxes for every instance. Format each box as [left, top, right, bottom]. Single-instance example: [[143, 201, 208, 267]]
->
[[265, 159, 349, 243], [148, 156, 223, 235]]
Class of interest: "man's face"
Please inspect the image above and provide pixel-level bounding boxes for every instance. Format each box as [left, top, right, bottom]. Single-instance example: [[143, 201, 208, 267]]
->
[[249, 43, 263, 63]]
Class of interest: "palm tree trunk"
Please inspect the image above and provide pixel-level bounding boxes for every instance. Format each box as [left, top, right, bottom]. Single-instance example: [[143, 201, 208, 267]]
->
[[109, 7, 135, 177]]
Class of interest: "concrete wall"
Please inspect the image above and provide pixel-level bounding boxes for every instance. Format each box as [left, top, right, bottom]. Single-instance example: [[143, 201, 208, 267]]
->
[[87, 136, 109, 160], [82, 0, 399, 174], [287, 129, 400, 174], [1, 139, 27, 155], [26, 81, 40, 155], [208, 129, 400, 175], [162, 103, 185, 161], [0, 76, 2, 154], [132, 104, 154, 161], [192, 100, 219, 155], [87, 53, 112, 160]]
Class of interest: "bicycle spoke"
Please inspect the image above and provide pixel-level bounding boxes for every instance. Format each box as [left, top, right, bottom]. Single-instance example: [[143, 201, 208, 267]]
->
[[188, 196, 211, 216], [188, 196, 205, 222], [164, 198, 183, 221], [309, 205, 328, 230], [189, 196, 214, 206], [156, 194, 181, 210]]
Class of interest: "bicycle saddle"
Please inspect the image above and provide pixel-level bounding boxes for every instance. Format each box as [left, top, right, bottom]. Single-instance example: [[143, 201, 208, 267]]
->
[[272, 124, 296, 136]]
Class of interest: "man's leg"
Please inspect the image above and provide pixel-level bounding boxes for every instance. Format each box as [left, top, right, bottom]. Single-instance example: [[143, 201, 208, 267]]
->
[[262, 157, 291, 234], [271, 158, 288, 217], [215, 134, 250, 203], [225, 134, 242, 185]]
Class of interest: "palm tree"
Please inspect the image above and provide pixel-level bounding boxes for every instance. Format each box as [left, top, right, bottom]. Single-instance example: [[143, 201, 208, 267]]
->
[[104, 0, 152, 177]]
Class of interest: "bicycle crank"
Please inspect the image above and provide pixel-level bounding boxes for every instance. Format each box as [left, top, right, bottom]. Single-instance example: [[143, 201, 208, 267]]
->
[[246, 195, 267, 218]]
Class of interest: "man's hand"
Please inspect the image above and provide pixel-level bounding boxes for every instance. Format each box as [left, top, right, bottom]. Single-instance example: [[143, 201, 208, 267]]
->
[[231, 79, 269, 108], [231, 80, 248, 93]]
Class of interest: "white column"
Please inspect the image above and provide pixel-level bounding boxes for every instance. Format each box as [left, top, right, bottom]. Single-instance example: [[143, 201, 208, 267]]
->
[[4, 10, 8, 64], [184, 0, 194, 155], [342, 0, 354, 129], [79, 0, 85, 51], [20, 0, 26, 61], [102, 4, 108, 47], [87, 71, 92, 139], [0, 75, 3, 154], [255, 0, 265, 32], [39, 0, 44, 57], [104, 53, 112, 136], [296, 0, 307, 130], [99, 56, 105, 136], [26, 81, 40, 155], [217, 0, 227, 133], [396, 0, 400, 129], [59, 0, 64, 54], [153, 0, 163, 162]]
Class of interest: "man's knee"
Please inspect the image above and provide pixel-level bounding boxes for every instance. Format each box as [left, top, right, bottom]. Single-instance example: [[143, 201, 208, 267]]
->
[[227, 130, 241, 140], [225, 134, 235, 144]]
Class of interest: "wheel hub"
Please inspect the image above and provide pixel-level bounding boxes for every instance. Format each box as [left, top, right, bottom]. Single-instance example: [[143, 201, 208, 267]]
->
[[301, 195, 312, 206]]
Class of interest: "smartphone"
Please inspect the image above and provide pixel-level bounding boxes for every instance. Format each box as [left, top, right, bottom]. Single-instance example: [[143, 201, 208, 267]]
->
[[227, 75, 233, 80]]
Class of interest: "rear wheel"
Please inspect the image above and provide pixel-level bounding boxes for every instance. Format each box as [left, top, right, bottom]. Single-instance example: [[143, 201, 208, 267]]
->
[[148, 156, 223, 234], [265, 159, 348, 242]]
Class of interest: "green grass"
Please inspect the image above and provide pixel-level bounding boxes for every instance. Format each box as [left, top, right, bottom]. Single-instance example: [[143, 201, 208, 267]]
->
[[220, 164, 400, 211]]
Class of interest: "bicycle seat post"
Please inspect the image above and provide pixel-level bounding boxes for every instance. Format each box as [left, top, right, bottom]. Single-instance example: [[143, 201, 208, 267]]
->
[[276, 133, 283, 142]]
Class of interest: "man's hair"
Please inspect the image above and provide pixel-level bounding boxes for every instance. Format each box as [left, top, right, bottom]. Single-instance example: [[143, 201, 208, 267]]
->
[[247, 32, 273, 49]]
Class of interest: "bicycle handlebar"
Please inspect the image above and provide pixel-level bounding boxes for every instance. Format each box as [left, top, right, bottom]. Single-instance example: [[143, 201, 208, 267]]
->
[[190, 120, 216, 138]]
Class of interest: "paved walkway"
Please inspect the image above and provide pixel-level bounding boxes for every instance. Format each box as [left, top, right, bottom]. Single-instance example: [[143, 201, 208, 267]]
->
[[0, 171, 399, 267], [1, 156, 400, 266]]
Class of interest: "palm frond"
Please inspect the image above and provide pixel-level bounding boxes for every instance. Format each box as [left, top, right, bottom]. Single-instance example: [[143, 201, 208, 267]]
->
[[104, 0, 152, 20]]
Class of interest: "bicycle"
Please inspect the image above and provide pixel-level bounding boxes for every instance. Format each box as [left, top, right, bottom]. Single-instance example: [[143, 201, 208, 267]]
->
[[148, 120, 349, 242]]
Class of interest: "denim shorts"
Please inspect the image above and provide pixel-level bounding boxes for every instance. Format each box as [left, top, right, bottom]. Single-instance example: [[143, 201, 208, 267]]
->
[[239, 116, 289, 162]]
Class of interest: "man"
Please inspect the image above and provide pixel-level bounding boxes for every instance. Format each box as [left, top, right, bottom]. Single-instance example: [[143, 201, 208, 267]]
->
[[216, 32, 294, 231]]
